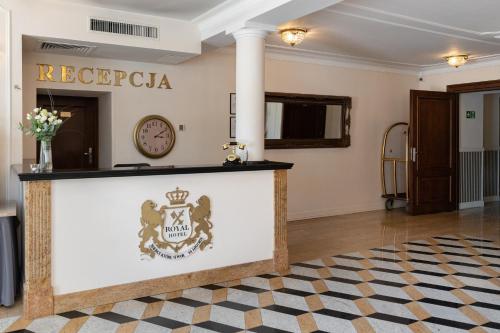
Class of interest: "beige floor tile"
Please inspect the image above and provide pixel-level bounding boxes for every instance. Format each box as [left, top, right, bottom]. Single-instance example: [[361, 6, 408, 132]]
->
[[258, 291, 274, 308], [351, 317, 375, 333], [297, 313, 318, 333], [191, 305, 211, 324], [244, 309, 262, 329], [59, 317, 89, 333], [116, 320, 139, 333]]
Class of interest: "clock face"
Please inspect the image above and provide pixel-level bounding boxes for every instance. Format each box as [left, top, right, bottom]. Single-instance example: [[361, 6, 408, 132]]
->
[[134, 115, 175, 158]]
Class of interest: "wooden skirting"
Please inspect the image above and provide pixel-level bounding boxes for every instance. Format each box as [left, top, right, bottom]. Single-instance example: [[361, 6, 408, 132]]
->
[[54, 259, 274, 314]]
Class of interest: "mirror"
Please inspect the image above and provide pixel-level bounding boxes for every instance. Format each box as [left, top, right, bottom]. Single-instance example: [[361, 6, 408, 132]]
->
[[265, 93, 351, 149]]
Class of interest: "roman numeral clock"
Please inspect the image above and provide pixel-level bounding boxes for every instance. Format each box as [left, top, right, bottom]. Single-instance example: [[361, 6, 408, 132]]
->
[[134, 115, 176, 158]]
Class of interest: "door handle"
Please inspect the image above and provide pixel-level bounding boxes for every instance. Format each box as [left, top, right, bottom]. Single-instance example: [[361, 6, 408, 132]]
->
[[83, 147, 93, 165], [411, 147, 417, 162]]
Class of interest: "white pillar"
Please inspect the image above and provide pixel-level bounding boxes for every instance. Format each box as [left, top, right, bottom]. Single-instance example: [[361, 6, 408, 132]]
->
[[233, 28, 267, 161]]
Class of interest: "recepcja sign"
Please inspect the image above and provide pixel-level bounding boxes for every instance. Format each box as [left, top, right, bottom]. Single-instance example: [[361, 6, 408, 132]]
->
[[36, 64, 172, 89]]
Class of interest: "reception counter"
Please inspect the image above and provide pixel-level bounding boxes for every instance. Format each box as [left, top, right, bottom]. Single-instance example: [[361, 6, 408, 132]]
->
[[13, 161, 293, 319]]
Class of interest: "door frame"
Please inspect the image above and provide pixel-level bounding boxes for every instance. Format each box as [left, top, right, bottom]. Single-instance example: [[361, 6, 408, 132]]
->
[[427, 79, 500, 212], [447, 79, 500, 93]]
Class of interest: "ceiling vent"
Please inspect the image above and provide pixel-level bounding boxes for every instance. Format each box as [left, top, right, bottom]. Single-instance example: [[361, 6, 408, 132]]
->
[[39, 41, 96, 56], [89, 18, 159, 39]]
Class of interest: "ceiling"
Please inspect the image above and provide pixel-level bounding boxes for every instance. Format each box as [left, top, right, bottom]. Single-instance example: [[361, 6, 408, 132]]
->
[[268, 0, 500, 69], [62, 0, 226, 20]]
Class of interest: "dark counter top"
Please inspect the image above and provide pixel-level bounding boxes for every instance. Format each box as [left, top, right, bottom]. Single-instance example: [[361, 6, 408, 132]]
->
[[13, 161, 294, 181]]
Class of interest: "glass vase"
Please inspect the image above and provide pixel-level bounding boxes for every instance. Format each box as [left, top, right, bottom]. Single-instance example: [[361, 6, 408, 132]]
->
[[39, 139, 53, 171]]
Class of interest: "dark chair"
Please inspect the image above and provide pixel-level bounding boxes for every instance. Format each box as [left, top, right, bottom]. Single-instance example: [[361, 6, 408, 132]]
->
[[113, 163, 151, 168], [0, 210, 19, 307]]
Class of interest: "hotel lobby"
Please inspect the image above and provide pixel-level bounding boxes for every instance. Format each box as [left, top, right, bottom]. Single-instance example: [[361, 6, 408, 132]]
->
[[0, 0, 499, 332]]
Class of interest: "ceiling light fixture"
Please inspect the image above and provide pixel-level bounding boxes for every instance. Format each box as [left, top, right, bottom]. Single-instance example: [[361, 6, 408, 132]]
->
[[444, 54, 469, 68], [280, 28, 307, 47]]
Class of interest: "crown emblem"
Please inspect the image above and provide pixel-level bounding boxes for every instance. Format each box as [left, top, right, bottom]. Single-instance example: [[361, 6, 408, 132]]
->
[[166, 187, 189, 205]]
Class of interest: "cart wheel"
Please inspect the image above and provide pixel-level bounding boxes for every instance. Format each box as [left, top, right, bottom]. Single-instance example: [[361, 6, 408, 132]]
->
[[385, 199, 394, 211]]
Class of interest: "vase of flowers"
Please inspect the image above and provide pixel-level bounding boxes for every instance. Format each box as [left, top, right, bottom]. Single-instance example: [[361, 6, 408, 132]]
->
[[20, 107, 63, 171]]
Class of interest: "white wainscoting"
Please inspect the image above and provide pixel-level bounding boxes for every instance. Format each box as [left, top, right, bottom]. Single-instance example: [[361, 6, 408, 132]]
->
[[484, 148, 500, 202], [459, 149, 484, 209]]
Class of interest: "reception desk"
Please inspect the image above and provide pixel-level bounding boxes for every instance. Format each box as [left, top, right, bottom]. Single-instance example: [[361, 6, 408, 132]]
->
[[13, 161, 292, 319]]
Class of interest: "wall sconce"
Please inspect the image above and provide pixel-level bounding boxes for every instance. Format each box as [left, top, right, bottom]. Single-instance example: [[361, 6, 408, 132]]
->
[[444, 55, 469, 68], [280, 28, 307, 47]]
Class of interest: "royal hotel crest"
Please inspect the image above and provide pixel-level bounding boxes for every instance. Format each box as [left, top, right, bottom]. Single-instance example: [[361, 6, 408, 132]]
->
[[138, 187, 213, 259]]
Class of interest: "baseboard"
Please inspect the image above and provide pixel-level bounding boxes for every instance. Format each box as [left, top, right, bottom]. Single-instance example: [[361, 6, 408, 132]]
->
[[54, 259, 274, 314], [484, 196, 500, 203], [459, 201, 484, 210], [288, 201, 389, 221]]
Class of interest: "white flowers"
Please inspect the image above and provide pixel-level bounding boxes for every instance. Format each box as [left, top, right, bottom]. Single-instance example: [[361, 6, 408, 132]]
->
[[20, 106, 64, 141], [30, 108, 60, 125]]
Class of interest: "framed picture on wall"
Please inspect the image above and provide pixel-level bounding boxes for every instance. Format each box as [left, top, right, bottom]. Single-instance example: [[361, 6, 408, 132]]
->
[[230, 93, 236, 115], [230, 116, 236, 138]]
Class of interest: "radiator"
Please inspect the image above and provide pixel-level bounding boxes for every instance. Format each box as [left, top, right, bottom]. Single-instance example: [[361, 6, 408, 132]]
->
[[484, 149, 500, 200], [459, 150, 484, 208]]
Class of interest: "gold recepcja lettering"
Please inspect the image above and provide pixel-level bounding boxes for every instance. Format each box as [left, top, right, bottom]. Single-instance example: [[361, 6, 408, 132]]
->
[[37, 64, 56, 82], [114, 70, 127, 87], [36, 64, 172, 90], [97, 68, 112, 85], [158, 74, 172, 89], [146, 73, 156, 88], [78, 67, 94, 84], [60, 65, 76, 83], [129, 71, 144, 87]]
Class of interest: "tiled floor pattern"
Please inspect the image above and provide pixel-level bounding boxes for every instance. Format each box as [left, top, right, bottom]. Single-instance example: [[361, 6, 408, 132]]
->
[[1, 234, 499, 333]]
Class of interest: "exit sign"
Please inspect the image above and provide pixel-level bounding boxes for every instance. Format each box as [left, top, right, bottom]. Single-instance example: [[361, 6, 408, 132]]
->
[[466, 111, 476, 119]]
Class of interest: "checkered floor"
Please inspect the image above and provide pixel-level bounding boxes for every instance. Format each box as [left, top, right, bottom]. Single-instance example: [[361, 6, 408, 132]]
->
[[1, 234, 499, 333]]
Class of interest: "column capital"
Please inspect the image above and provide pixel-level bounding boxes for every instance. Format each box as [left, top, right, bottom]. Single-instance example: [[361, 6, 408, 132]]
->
[[232, 28, 269, 40]]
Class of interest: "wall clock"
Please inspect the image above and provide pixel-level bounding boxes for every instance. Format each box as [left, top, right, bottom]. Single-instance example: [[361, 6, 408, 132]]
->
[[134, 115, 175, 158]]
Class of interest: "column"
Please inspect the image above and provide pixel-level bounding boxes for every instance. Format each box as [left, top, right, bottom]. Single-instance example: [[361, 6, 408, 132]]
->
[[23, 181, 54, 318], [233, 28, 268, 161]]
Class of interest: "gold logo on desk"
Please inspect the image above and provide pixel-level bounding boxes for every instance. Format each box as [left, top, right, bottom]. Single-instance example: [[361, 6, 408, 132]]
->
[[139, 187, 213, 259]]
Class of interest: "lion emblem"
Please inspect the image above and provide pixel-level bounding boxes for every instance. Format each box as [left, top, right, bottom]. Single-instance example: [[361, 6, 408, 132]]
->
[[138, 200, 166, 258], [138, 189, 213, 259]]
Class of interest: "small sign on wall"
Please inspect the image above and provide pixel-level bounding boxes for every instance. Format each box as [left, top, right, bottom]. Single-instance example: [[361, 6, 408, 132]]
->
[[466, 111, 476, 119]]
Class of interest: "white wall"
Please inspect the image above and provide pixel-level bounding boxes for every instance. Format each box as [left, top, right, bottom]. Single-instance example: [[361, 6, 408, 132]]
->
[[0, 4, 9, 203], [264, 60, 417, 219], [22, 51, 233, 166], [484, 93, 500, 150], [23, 49, 418, 219], [459, 93, 484, 151], [419, 64, 500, 92]]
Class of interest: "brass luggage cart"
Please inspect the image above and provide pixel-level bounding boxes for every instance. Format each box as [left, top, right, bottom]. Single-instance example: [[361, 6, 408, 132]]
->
[[381, 122, 409, 210]]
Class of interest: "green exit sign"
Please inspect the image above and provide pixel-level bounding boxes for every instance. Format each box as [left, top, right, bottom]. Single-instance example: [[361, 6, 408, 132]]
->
[[466, 111, 476, 119]]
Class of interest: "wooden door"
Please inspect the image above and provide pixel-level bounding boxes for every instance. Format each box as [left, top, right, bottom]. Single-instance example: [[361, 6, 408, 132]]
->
[[37, 95, 98, 169], [408, 90, 458, 214]]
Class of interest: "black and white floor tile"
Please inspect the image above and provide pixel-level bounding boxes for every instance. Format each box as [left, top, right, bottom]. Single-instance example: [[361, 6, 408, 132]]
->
[[1, 234, 499, 332]]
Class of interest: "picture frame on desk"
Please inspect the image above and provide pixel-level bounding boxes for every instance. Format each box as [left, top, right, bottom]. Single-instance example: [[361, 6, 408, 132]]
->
[[229, 93, 236, 115], [229, 117, 236, 138]]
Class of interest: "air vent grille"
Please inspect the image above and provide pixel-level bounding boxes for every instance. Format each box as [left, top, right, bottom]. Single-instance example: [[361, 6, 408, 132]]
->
[[90, 18, 159, 39], [40, 41, 96, 55]]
